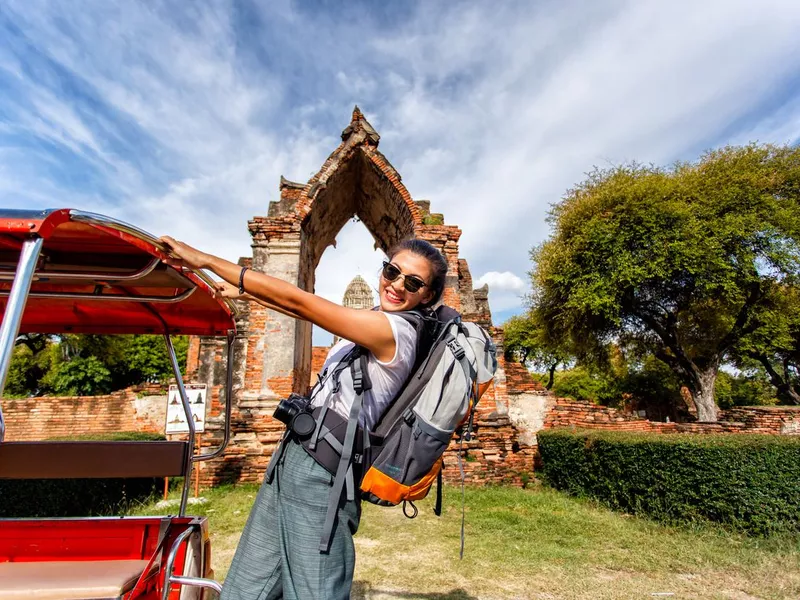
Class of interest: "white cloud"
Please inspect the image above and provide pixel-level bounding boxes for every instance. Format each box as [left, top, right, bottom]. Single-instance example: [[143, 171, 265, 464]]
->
[[475, 271, 527, 294], [369, 0, 800, 317], [474, 271, 529, 314], [3, 0, 800, 325], [311, 219, 386, 346]]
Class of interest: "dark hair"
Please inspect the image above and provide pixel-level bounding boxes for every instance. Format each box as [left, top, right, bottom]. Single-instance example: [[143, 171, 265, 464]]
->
[[388, 239, 448, 308]]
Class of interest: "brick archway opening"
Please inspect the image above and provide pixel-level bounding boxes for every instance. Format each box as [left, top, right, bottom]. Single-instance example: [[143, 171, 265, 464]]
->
[[293, 146, 418, 392]]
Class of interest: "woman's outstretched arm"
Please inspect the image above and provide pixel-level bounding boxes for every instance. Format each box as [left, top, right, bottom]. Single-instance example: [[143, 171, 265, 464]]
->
[[214, 280, 308, 321], [161, 237, 397, 362]]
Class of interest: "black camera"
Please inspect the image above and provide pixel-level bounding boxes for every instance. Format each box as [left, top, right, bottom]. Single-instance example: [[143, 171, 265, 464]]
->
[[273, 393, 316, 438]]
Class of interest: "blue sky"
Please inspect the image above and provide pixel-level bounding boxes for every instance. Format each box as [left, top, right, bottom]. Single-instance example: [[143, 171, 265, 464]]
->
[[2, 0, 800, 342]]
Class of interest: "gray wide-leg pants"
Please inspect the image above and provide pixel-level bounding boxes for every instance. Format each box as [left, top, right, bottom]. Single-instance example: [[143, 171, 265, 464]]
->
[[220, 439, 361, 600]]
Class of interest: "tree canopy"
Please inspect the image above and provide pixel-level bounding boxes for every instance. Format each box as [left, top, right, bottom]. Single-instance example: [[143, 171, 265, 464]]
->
[[6, 334, 188, 397], [730, 285, 800, 404], [502, 312, 570, 389], [531, 144, 800, 420]]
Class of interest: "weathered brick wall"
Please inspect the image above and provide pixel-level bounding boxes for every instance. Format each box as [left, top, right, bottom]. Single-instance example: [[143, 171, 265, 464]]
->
[[416, 223, 463, 312], [195, 392, 284, 487], [7, 384, 798, 489], [504, 360, 543, 395], [1, 384, 166, 441], [310, 346, 329, 385], [542, 398, 800, 436], [543, 398, 661, 432], [718, 406, 800, 434], [444, 414, 536, 486]]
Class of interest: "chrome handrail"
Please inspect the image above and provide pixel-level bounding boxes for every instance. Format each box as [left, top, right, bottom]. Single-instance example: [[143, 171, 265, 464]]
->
[[0, 237, 44, 442], [161, 527, 193, 600], [161, 526, 222, 600], [193, 329, 235, 463], [0, 257, 161, 282], [170, 575, 222, 595], [0, 287, 196, 303], [165, 334, 196, 517], [69, 210, 239, 318]]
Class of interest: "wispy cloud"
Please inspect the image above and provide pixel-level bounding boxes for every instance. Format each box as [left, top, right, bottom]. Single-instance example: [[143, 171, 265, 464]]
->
[[2, 0, 799, 329]]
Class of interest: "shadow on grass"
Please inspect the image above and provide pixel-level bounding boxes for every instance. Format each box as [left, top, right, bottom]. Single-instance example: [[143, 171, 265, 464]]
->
[[352, 582, 477, 600]]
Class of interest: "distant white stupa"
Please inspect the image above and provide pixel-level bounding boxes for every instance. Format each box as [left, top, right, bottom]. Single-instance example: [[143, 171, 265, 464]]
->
[[333, 275, 376, 345]]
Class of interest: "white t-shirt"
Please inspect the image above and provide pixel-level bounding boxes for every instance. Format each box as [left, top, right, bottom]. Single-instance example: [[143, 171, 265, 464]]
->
[[310, 312, 418, 431]]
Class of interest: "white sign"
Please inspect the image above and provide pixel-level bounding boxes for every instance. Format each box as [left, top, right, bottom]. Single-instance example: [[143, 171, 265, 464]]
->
[[166, 384, 207, 434]]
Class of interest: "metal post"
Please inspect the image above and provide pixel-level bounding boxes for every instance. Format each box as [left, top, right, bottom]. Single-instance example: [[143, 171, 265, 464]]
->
[[162, 526, 223, 599], [164, 334, 195, 516], [0, 237, 44, 442], [194, 329, 235, 462], [161, 527, 194, 600]]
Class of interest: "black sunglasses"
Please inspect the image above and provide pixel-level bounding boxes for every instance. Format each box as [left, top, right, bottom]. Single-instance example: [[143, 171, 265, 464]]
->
[[381, 261, 427, 293]]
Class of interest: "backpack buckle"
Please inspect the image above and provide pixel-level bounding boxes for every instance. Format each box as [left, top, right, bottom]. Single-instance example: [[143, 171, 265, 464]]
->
[[352, 371, 363, 393], [447, 339, 465, 360]]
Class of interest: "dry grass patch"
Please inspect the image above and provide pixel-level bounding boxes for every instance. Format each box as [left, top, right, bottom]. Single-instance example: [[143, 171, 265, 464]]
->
[[132, 483, 800, 599]]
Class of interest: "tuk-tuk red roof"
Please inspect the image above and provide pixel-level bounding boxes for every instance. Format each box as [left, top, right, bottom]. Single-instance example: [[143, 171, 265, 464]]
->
[[0, 209, 237, 335]]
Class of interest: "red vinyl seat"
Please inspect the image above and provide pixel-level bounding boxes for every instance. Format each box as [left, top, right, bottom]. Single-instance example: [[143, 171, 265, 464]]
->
[[0, 559, 155, 600]]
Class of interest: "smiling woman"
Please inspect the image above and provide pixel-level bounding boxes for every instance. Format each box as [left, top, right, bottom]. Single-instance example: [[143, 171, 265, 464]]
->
[[159, 233, 447, 600]]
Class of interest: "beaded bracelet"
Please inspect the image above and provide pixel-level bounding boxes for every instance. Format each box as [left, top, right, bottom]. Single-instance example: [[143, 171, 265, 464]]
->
[[238, 267, 249, 295]]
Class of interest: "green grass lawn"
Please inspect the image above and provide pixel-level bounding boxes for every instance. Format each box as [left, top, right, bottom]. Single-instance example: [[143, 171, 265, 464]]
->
[[132, 483, 800, 599]]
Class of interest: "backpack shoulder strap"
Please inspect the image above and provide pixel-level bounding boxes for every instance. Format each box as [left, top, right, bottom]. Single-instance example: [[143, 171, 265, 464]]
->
[[320, 350, 371, 553], [308, 344, 360, 451]]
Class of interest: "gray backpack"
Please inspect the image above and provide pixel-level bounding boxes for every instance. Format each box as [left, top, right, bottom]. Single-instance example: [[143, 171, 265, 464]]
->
[[359, 307, 496, 511]]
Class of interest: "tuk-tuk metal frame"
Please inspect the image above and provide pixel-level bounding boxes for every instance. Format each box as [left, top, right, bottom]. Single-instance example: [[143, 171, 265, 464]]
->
[[0, 210, 238, 514], [0, 209, 240, 597], [0, 237, 43, 440]]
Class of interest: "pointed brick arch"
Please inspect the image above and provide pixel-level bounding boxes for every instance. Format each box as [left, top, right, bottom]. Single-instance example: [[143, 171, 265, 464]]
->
[[249, 108, 432, 394], [295, 107, 423, 248]]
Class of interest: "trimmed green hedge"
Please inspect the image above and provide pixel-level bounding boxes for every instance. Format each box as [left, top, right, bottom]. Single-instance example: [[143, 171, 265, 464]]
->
[[537, 429, 800, 535], [0, 431, 168, 518]]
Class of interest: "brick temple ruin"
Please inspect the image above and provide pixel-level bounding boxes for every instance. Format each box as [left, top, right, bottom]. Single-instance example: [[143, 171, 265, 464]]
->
[[183, 107, 540, 486]]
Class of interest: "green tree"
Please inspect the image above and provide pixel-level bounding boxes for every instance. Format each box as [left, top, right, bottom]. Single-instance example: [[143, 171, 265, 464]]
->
[[6, 345, 36, 397], [6, 334, 188, 397], [502, 312, 570, 389], [6, 336, 61, 397], [550, 366, 612, 402], [532, 144, 800, 421], [125, 334, 188, 384], [50, 355, 112, 396], [731, 286, 800, 404], [715, 369, 777, 409]]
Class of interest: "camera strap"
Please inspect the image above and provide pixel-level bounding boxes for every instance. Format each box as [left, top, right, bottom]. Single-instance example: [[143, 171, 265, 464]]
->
[[264, 428, 288, 484]]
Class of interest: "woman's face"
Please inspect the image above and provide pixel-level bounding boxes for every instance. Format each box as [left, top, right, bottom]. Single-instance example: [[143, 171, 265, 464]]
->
[[379, 250, 435, 312]]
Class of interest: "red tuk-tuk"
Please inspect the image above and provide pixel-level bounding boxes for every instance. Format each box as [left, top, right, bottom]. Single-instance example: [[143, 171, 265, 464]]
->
[[0, 209, 238, 599]]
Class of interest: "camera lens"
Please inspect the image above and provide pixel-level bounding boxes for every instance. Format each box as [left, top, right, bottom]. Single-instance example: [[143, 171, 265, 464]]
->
[[273, 400, 296, 426], [292, 412, 316, 438]]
